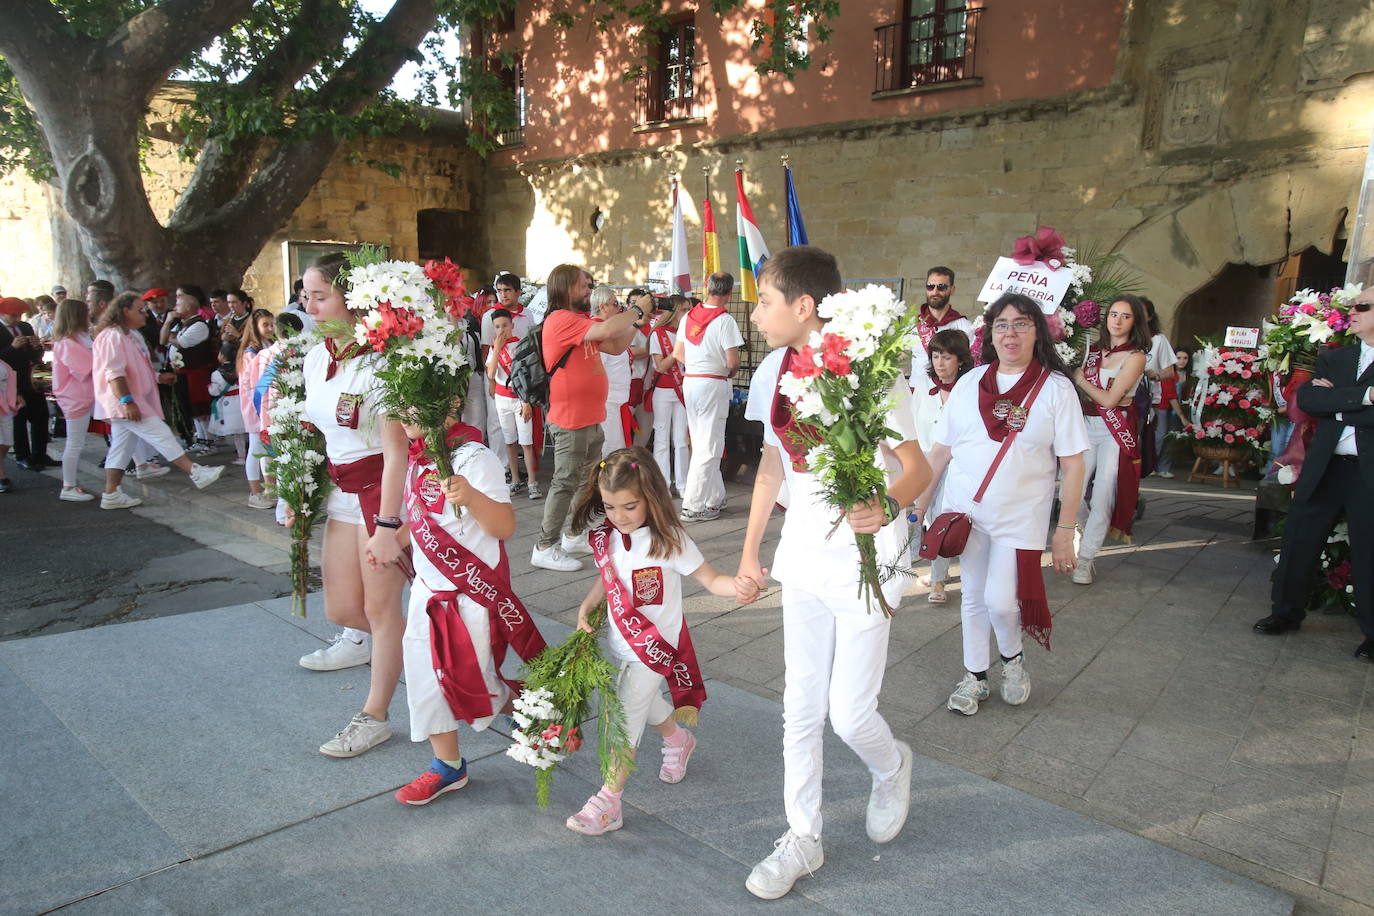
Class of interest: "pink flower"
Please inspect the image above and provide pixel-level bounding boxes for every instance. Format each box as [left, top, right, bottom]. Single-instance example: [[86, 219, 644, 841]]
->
[[1224, 423, 1236, 432], [1238, 399, 1250, 409], [1045, 311, 1068, 341], [1241, 370, 1252, 378], [1224, 434, 1235, 443], [1073, 300, 1101, 328], [540, 724, 563, 742]]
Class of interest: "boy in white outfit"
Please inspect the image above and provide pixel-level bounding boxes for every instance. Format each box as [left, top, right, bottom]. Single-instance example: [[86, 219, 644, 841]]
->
[[737, 245, 930, 900]]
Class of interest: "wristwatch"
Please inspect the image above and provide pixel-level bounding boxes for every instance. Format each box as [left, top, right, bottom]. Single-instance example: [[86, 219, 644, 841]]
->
[[373, 515, 402, 530], [628, 304, 646, 321], [882, 494, 902, 524]]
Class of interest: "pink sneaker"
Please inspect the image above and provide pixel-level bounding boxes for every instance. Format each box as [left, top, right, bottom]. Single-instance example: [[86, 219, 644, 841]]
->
[[659, 729, 697, 784], [566, 791, 623, 836]]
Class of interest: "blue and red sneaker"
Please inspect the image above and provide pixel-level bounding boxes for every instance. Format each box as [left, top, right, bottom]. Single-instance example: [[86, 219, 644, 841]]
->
[[394, 757, 468, 806]]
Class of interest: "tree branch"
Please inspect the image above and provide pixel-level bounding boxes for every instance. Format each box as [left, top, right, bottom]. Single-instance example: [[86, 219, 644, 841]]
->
[[0, 0, 85, 90], [110, 0, 259, 95]]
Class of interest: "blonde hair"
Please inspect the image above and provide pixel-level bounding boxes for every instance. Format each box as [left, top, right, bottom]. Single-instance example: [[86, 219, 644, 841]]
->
[[51, 299, 90, 340], [570, 446, 685, 559]]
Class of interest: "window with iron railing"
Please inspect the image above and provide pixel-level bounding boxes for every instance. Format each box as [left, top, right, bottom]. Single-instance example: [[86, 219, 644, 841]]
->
[[640, 17, 701, 124], [874, 1, 983, 95], [493, 59, 526, 148]]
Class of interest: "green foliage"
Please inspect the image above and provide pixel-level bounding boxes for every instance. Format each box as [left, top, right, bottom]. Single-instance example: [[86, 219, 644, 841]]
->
[[0, 60, 51, 181]]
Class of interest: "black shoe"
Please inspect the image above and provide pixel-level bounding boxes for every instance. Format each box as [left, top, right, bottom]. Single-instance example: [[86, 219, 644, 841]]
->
[[1253, 614, 1301, 635], [15, 458, 37, 471], [0, 478, 12, 493], [1357, 639, 1374, 662]]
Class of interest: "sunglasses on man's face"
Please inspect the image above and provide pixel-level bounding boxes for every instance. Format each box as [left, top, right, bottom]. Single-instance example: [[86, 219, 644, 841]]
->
[[926, 283, 950, 292], [1354, 301, 1372, 313]]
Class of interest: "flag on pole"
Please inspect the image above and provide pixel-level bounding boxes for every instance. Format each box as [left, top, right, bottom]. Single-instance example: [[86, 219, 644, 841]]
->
[[670, 177, 691, 294], [735, 167, 770, 302], [702, 189, 721, 279], [784, 163, 809, 247]]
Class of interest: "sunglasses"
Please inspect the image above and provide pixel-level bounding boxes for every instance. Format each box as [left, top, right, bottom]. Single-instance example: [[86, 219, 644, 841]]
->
[[1355, 301, 1372, 313], [926, 283, 950, 291]]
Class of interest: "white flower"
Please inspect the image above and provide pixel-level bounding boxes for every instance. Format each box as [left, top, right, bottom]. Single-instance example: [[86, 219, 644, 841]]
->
[[1276, 465, 1296, 485]]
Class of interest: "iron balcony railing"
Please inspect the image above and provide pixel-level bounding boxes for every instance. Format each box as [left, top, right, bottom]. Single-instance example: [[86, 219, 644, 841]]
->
[[874, 6, 983, 94]]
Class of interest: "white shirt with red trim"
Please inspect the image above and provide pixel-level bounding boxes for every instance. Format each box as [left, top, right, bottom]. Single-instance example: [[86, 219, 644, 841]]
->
[[409, 441, 510, 594], [602, 525, 704, 667], [681, 312, 744, 377]]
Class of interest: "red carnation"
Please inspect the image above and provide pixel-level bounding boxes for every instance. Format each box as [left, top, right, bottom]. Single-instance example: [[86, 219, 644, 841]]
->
[[791, 345, 823, 379], [821, 333, 852, 376], [424, 257, 467, 298]]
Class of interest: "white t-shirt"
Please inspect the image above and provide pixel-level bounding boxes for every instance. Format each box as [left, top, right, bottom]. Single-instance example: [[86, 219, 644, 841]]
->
[[480, 310, 534, 348], [771, 375, 917, 608], [936, 366, 1090, 549], [910, 317, 973, 383], [409, 441, 510, 594], [681, 312, 744, 376], [602, 526, 705, 667], [630, 328, 651, 388], [1147, 333, 1176, 403], [909, 383, 951, 454], [649, 327, 679, 401], [747, 347, 787, 448], [601, 348, 632, 404], [303, 343, 385, 464]]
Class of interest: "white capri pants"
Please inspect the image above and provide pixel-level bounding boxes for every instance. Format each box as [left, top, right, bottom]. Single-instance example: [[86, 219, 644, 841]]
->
[[103, 416, 186, 469], [404, 581, 508, 741], [60, 412, 90, 486], [681, 376, 730, 512], [652, 389, 689, 491], [782, 585, 902, 839], [494, 394, 533, 447], [958, 526, 1024, 673], [0, 415, 13, 447], [613, 658, 674, 748], [1077, 416, 1120, 561]]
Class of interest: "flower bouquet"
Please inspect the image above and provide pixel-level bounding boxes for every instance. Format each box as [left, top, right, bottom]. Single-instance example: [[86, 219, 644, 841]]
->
[[264, 331, 332, 617], [776, 284, 922, 616], [506, 601, 633, 809], [335, 247, 475, 473], [1182, 345, 1273, 462]]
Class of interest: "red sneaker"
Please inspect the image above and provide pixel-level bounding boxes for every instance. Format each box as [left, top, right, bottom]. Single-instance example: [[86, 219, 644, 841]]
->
[[394, 758, 468, 806]]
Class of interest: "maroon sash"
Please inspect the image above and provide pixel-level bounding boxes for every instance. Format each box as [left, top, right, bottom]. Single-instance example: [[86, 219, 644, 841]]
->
[[324, 335, 365, 380], [1082, 346, 1141, 540], [405, 456, 546, 722], [770, 347, 821, 471], [327, 453, 385, 536], [916, 305, 966, 351], [590, 522, 706, 724], [683, 304, 726, 345]]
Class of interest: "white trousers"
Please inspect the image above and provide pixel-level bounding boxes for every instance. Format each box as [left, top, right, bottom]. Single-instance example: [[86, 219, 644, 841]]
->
[[104, 416, 186, 470], [600, 399, 631, 458], [403, 581, 508, 742], [782, 586, 901, 839], [61, 412, 90, 487], [652, 390, 689, 490], [614, 658, 674, 748], [681, 376, 729, 512], [958, 526, 1023, 672], [1077, 417, 1119, 561], [245, 434, 267, 482]]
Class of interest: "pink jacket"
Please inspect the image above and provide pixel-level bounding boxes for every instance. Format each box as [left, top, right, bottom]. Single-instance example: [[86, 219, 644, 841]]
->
[[239, 345, 265, 433], [93, 327, 163, 420], [0, 362, 17, 417], [52, 334, 96, 418]]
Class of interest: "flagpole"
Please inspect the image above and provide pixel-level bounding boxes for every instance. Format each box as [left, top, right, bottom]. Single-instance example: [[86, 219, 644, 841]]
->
[[781, 154, 791, 247]]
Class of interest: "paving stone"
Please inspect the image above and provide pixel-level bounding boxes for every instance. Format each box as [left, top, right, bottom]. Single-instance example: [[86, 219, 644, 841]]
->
[[1323, 826, 1374, 902], [1120, 714, 1242, 782], [1206, 763, 1340, 850], [1265, 648, 1369, 708], [1190, 813, 1326, 884], [1148, 677, 1257, 738], [1011, 702, 1135, 769], [995, 743, 1099, 799]]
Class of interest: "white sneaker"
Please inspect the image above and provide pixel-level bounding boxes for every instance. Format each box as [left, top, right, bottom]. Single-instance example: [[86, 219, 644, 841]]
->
[[1000, 655, 1032, 706], [231, 457, 246, 466], [1072, 558, 1094, 585], [560, 532, 592, 556], [947, 672, 990, 716], [746, 830, 824, 900], [299, 633, 371, 671], [59, 487, 96, 502], [532, 543, 583, 572], [134, 463, 171, 480], [319, 712, 391, 758], [866, 740, 914, 843], [247, 492, 275, 509], [1156, 470, 1174, 479], [695, 505, 722, 520], [100, 489, 142, 510], [188, 463, 224, 489], [527, 482, 543, 499]]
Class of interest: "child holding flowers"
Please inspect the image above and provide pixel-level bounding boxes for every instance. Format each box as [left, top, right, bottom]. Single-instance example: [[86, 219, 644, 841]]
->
[[736, 245, 929, 900], [563, 446, 741, 836], [392, 400, 547, 805]]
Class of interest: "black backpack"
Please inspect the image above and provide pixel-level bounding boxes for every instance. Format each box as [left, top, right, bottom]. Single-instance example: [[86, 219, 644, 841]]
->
[[508, 321, 574, 410]]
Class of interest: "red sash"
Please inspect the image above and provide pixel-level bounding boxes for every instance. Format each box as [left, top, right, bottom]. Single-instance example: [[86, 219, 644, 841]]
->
[[770, 347, 821, 471], [652, 328, 685, 406], [406, 454, 547, 723], [1082, 346, 1141, 540], [916, 305, 966, 351], [590, 522, 706, 724], [683, 304, 726, 346], [494, 338, 518, 398], [327, 453, 385, 536]]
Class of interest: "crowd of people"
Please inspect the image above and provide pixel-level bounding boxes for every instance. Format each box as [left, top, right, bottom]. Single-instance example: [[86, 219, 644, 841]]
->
[[3, 243, 1370, 903]]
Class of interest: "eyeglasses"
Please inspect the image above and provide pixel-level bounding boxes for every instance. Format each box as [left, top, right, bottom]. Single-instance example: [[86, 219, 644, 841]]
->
[[926, 283, 950, 292], [1355, 301, 1372, 313], [992, 319, 1035, 334]]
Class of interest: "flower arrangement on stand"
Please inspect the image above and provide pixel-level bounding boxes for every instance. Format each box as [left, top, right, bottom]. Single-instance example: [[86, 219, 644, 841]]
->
[[1182, 345, 1273, 464], [968, 229, 1140, 371], [506, 601, 633, 809], [775, 284, 922, 617], [265, 331, 331, 617]]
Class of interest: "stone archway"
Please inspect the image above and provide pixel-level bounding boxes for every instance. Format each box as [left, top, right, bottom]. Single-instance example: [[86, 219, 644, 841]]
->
[[1110, 169, 1356, 333]]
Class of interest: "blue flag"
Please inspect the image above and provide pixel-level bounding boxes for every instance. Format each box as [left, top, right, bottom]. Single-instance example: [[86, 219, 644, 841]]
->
[[785, 165, 809, 247]]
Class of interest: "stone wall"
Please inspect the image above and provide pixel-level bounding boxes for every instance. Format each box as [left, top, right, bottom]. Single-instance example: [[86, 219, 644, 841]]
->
[[484, 0, 1374, 340]]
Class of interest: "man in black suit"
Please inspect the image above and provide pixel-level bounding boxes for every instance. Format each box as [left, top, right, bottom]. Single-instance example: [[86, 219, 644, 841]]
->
[[0, 297, 51, 469], [1255, 287, 1374, 658]]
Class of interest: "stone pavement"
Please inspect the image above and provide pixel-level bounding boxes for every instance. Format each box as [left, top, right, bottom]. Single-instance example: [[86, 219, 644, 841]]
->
[[7, 437, 1371, 911]]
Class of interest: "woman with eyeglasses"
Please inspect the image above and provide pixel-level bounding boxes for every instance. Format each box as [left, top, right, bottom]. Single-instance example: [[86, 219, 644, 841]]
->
[[1070, 295, 1150, 585], [914, 293, 1089, 716]]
